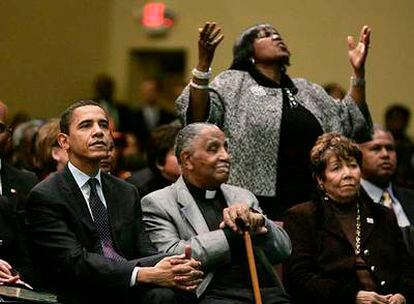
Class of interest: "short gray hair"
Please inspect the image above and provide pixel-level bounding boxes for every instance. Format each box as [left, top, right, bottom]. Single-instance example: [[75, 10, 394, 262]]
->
[[174, 122, 218, 163]]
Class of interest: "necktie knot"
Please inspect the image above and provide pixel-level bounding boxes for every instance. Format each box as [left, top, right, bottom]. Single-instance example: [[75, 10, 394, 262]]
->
[[88, 178, 99, 189], [380, 190, 393, 208]]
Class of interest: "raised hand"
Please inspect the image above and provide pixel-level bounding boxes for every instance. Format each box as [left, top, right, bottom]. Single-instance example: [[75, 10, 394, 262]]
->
[[198, 22, 224, 70], [347, 25, 371, 74]]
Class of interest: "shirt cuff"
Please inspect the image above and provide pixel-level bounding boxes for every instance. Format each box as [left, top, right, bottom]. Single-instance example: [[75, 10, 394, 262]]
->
[[130, 266, 140, 287]]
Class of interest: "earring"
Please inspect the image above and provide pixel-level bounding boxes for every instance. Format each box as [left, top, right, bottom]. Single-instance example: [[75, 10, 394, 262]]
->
[[319, 184, 329, 201], [250, 57, 255, 64]]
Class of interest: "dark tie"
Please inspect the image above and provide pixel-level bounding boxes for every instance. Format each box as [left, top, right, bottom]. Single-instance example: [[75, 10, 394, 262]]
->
[[88, 178, 125, 261]]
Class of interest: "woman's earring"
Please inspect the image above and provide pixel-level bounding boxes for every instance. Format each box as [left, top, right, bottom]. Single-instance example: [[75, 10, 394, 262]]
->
[[319, 184, 329, 201], [250, 57, 255, 64]]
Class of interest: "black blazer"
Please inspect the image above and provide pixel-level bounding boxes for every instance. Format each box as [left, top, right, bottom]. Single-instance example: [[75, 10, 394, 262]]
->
[[126, 108, 176, 145], [393, 185, 414, 224], [0, 162, 38, 282], [26, 165, 165, 304], [283, 195, 414, 304]]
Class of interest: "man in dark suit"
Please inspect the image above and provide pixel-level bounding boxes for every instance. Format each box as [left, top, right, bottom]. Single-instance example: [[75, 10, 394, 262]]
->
[[359, 124, 414, 254], [26, 100, 202, 304], [127, 78, 176, 146], [127, 123, 181, 196], [0, 101, 38, 287]]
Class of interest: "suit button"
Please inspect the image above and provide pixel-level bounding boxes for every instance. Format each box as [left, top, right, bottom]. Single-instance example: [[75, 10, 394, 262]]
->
[[363, 249, 370, 256], [370, 265, 376, 272], [380, 280, 386, 286]]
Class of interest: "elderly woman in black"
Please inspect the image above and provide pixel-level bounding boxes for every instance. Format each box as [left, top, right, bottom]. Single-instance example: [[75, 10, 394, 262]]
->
[[283, 133, 414, 304], [176, 22, 372, 220]]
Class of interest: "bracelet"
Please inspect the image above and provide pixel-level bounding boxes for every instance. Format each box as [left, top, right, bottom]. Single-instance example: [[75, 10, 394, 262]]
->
[[190, 80, 209, 90], [351, 76, 365, 87], [192, 67, 211, 80]]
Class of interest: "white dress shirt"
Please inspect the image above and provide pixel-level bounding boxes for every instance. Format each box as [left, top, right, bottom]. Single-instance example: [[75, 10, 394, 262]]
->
[[361, 178, 410, 227], [67, 161, 139, 286]]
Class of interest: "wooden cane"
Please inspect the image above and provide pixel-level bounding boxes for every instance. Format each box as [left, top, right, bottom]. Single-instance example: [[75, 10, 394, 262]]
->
[[236, 218, 263, 304]]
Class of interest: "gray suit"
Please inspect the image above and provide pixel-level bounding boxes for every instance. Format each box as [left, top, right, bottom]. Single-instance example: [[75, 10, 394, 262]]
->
[[141, 176, 292, 297]]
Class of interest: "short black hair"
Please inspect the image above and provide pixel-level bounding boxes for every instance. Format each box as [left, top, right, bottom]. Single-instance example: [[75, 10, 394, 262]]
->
[[385, 104, 410, 123], [229, 23, 290, 71], [147, 123, 182, 172], [60, 100, 105, 135]]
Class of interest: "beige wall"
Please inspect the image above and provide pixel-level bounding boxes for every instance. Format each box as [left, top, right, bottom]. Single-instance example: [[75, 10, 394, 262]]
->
[[1, 0, 414, 135], [0, 0, 111, 119]]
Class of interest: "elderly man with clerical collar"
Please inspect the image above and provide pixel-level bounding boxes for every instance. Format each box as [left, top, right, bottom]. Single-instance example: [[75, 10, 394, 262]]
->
[[141, 122, 292, 304], [26, 100, 202, 304]]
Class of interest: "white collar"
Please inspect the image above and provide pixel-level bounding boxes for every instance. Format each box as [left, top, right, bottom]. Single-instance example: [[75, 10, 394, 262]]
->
[[68, 161, 102, 189], [361, 178, 392, 203], [205, 190, 217, 199]]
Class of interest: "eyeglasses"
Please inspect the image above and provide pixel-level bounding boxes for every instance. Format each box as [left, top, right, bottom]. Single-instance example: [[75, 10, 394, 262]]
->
[[0, 123, 10, 134]]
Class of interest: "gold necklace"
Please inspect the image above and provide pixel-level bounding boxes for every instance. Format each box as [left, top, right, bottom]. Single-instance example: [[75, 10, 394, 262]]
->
[[354, 201, 361, 255]]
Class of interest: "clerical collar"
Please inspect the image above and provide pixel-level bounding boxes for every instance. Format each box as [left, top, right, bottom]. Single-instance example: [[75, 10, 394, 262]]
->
[[184, 179, 218, 200]]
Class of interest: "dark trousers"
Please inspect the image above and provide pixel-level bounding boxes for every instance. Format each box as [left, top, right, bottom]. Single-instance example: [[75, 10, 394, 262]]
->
[[198, 286, 291, 304]]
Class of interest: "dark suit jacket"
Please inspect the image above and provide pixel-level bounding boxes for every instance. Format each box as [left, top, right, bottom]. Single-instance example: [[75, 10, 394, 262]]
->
[[126, 167, 171, 197], [393, 185, 414, 224], [0, 162, 38, 282], [393, 185, 414, 257], [26, 165, 165, 304], [125, 108, 176, 145], [283, 195, 414, 304]]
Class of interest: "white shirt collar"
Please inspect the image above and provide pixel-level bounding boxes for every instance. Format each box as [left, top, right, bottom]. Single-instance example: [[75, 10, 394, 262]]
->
[[68, 161, 102, 189], [360, 179, 389, 203]]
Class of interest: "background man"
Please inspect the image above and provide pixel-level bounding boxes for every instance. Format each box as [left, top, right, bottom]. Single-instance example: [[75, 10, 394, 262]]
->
[[0, 101, 38, 288], [359, 124, 414, 255], [127, 123, 181, 196], [26, 100, 202, 304], [141, 122, 292, 303]]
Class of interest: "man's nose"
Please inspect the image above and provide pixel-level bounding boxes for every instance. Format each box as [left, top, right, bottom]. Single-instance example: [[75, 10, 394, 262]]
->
[[218, 147, 229, 160], [92, 123, 105, 136], [379, 147, 389, 157]]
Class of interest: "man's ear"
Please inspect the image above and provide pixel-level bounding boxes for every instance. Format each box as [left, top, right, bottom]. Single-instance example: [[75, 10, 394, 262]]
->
[[181, 151, 193, 170], [57, 133, 70, 151]]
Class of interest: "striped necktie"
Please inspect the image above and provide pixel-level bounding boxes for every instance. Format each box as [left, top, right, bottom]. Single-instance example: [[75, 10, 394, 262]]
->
[[380, 190, 393, 209]]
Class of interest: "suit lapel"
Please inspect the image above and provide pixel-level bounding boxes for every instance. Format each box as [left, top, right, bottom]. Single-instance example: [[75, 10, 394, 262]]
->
[[1, 164, 14, 197], [394, 186, 414, 225], [359, 200, 376, 247], [61, 166, 97, 234], [175, 177, 210, 234], [221, 185, 239, 207]]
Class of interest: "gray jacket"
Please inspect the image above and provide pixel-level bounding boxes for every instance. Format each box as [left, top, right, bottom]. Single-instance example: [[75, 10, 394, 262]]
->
[[141, 176, 292, 296], [176, 70, 371, 196]]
